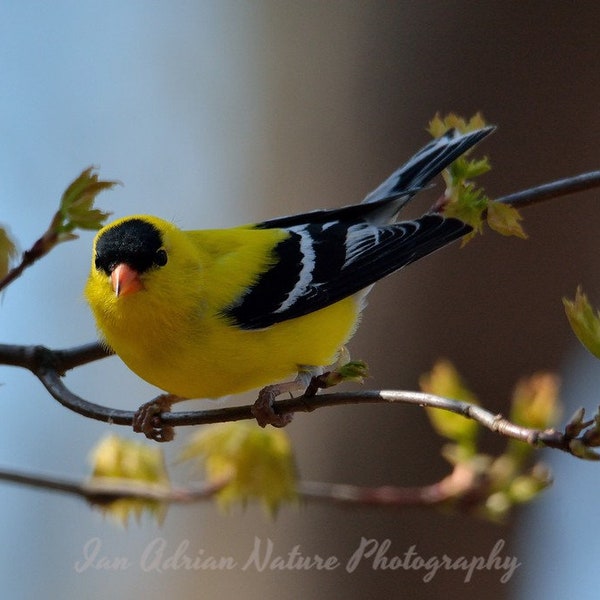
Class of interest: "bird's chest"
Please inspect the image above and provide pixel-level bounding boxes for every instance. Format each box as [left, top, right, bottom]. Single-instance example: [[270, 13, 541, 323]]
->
[[101, 296, 205, 367]]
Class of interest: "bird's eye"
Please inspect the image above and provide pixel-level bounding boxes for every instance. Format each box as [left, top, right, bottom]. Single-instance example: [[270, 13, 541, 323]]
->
[[155, 248, 168, 267]]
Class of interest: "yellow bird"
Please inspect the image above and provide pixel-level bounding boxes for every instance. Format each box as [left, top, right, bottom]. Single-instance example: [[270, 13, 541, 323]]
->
[[85, 127, 493, 439]]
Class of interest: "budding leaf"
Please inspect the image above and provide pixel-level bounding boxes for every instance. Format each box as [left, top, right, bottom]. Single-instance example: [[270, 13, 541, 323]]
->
[[507, 373, 561, 462], [0, 226, 18, 280], [179, 422, 297, 516], [88, 435, 170, 525], [568, 438, 600, 461], [55, 167, 117, 236], [563, 287, 600, 360], [487, 201, 527, 239], [443, 182, 488, 240], [429, 112, 528, 245], [427, 112, 488, 138], [510, 373, 561, 431], [420, 360, 479, 454], [319, 360, 369, 388], [427, 112, 495, 243]]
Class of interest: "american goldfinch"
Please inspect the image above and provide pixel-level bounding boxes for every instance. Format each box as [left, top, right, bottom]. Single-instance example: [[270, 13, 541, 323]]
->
[[85, 127, 493, 439]]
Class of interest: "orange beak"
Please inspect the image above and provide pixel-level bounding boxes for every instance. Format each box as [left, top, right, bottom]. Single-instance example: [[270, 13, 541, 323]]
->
[[111, 263, 143, 297]]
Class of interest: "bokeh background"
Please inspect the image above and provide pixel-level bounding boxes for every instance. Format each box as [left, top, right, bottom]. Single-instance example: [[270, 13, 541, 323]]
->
[[1, 2, 599, 598]]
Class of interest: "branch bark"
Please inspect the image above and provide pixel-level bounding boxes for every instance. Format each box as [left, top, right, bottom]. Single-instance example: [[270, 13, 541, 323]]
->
[[1, 342, 596, 459]]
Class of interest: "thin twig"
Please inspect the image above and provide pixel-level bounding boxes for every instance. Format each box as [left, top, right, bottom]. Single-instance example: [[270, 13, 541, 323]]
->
[[0, 465, 483, 509], [0, 236, 51, 292], [26, 365, 600, 460], [0, 466, 227, 503], [496, 170, 600, 208], [0, 168, 116, 293], [297, 479, 455, 507]]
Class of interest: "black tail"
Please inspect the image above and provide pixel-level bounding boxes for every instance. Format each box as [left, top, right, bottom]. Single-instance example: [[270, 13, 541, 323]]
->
[[362, 126, 495, 206]]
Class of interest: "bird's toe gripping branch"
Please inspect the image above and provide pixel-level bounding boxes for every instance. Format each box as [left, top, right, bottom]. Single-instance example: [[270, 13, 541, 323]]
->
[[132, 393, 179, 442], [252, 382, 300, 428], [251, 369, 323, 428], [251, 359, 368, 428]]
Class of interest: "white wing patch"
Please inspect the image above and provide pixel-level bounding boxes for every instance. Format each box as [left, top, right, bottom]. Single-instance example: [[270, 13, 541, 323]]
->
[[343, 223, 382, 267], [273, 225, 316, 314]]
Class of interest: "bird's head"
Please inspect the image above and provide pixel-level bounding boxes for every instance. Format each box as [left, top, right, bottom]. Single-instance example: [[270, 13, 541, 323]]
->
[[89, 216, 171, 298]]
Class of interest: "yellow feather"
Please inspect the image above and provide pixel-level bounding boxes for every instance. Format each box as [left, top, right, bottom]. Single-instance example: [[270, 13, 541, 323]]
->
[[84, 127, 493, 415], [85, 215, 360, 399]]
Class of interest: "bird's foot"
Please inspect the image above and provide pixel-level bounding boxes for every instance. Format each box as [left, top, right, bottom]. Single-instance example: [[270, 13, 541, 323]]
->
[[252, 355, 368, 428], [252, 383, 297, 428], [252, 370, 319, 428], [133, 393, 179, 442]]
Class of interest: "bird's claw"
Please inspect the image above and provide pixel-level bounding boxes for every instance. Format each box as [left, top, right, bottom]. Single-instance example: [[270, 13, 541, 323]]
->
[[133, 393, 176, 442], [252, 386, 294, 428]]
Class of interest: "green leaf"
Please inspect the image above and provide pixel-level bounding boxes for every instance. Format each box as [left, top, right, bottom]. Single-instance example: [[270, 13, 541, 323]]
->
[[319, 360, 369, 388], [56, 167, 117, 234], [427, 112, 488, 138], [507, 373, 561, 462], [420, 360, 479, 454], [463, 157, 492, 179], [510, 373, 560, 430], [487, 201, 527, 239], [427, 112, 528, 246], [443, 182, 488, 236], [563, 286, 600, 359], [179, 422, 297, 516], [427, 113, 494, 244], [88, 435, 170, 525]]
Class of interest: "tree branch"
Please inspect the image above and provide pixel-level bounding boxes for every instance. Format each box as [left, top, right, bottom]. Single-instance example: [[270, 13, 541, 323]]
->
[[297, 473, 474, 508], [0, 465, 227, 504], [1, 170, 599, 455], [0, 342, 112, 373], [11, 353, 600, 460], [0, 235, 53, 292], [0, 463, 490, 510], [496, 170, 600, 208]]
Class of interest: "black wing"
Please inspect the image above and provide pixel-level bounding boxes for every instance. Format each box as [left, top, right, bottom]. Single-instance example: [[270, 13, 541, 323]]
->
[[221, 126, 491, 329], [223, 214, 470, 329]]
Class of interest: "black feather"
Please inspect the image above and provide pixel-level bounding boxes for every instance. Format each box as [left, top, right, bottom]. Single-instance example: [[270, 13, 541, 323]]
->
[[224, 215, 469, 329], [94, 218, 165, 275], [221, 127, 492, 329]]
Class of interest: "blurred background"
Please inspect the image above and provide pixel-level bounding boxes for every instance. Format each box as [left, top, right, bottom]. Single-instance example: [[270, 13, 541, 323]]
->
[[1, 2, 599, 598]]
